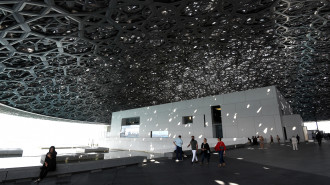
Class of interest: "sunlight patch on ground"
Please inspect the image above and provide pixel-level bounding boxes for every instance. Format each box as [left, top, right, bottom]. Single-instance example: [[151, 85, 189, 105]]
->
[[215, 180, 225, 185]]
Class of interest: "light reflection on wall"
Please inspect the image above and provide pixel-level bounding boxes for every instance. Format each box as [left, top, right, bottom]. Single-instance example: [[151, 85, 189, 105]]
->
[[0, 113, 107, 156]]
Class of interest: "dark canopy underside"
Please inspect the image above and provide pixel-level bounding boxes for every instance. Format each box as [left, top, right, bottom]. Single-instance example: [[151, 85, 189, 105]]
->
[[0, 0, 329, 123]]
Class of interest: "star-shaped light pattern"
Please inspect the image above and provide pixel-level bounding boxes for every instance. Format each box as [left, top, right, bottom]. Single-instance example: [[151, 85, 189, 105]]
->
[[0, 0, 329, 123]]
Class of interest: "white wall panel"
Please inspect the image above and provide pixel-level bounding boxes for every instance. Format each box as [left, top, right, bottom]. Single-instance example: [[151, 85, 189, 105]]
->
[[223, 91, 246, 104], [245, 86, 275, 101], [214, 95, 224, 105], [191, 115, 205, 130], [237, 117, 255, 138], [235, 101, 262, 117], [253, 116, 277, 142], [175, 108, 195, 117], [282, 114, 303, 127], [109, 86, 296, 151], [203, 125, 213, 138], [223, 125, 238, 138], [274, 115, 285, 141], [260, 99, 279, 116]]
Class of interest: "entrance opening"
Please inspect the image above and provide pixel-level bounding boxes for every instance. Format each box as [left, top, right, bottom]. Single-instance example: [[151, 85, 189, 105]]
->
[[283, 127, 287, 140], [212, 105, 223, 138]]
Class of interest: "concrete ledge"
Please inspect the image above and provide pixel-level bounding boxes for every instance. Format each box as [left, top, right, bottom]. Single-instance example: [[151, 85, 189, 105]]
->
[[0, 148, 23, 158], [40, 153, 104, 164], [0, 171, 7, 182], [0, 156, 146, 182], [76, 147, 109, 153]]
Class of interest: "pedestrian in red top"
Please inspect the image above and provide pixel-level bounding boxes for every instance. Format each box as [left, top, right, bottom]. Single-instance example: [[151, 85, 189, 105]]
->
[[215, 137, 226, 167]]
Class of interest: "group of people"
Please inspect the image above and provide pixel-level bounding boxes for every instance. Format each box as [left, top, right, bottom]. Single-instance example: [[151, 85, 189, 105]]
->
[[269, 135, 282, 144], [173, 135, 226, 167], [248, 134, 304, 151], [248, 135, 283, 147]]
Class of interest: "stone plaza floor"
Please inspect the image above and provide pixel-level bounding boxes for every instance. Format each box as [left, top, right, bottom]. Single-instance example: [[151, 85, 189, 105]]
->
[[2, 141, 330, 185]]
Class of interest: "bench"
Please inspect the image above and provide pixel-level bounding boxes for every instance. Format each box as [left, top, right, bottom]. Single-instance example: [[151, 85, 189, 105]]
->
[[0, 156, 146, 183]]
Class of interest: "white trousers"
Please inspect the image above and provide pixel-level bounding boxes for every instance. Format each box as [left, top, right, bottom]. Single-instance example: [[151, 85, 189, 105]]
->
[[192, 150, 198, 162], [292, 143, 298, 150]]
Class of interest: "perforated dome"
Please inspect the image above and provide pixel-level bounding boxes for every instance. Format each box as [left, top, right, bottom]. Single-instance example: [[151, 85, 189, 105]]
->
[[0, 0, 329, 123]]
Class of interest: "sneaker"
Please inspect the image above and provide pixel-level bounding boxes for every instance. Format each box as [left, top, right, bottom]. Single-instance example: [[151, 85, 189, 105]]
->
[[218, 164, 222, 167], [222, 163, 226, 167], [34, 178, 41, 183]]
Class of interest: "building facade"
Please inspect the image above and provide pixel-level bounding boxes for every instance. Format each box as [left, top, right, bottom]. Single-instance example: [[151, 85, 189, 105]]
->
[[108, 86, 306, 153]]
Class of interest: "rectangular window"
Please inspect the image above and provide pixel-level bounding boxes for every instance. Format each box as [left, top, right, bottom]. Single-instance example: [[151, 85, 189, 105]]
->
[[183, 116, 193, 124], [106, 125, 111, 137], [120, 117, 140, 138], [151, 131, 169, 138], [122, 117, 140, 125]]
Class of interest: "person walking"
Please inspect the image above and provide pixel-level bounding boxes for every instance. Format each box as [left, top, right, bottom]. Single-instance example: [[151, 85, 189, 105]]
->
[[187, 136, 198, 164], [291, 136, 298, 150], [200, 138, 210, 165], [296, 134, 300, 144], [270, 135, 274, 144], [316, 132, 322, 146], [35, 146, 57, 183], [173, 135, 183, 161], [215, 138, 226, 167], [259, 135, 264, 149], [252, 136, 258, 145], [276, 135, 281, 143]]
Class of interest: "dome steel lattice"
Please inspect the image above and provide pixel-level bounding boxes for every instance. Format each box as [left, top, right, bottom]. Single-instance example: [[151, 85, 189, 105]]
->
[[0, 0, 329, 123]]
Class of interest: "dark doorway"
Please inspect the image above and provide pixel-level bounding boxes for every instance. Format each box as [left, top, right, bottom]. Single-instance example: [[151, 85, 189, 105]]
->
[[212, 105, 223, 138], [283, 127, 287, 140]]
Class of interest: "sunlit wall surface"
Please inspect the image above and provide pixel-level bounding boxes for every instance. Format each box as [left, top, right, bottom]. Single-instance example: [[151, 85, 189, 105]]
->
[[304, 121, 330, 133], [0, 104, 108, 156], [107, 86, 290, 153]]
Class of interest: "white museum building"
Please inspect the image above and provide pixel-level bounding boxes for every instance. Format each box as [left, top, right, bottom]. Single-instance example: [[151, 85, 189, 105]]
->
[[107, 86, 307, 153]]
